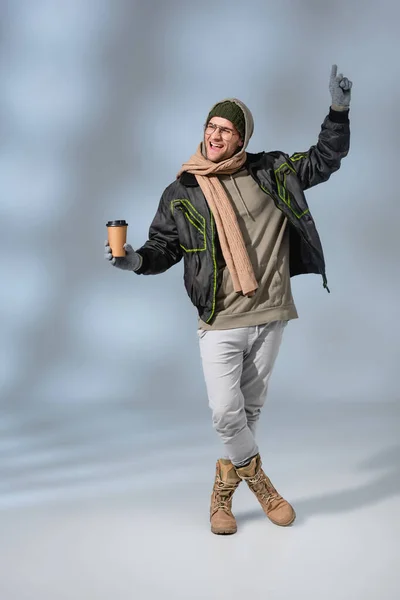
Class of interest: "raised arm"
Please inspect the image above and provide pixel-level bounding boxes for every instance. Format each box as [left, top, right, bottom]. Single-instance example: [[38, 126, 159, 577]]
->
[[288, 64, 352, 190]]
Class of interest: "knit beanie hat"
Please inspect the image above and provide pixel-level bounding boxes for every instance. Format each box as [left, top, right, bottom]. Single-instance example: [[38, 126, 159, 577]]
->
[[206, 100, 245, 140]]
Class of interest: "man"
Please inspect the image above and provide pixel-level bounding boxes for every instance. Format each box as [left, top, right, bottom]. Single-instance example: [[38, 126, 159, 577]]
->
[[104, 65, 352, 535]]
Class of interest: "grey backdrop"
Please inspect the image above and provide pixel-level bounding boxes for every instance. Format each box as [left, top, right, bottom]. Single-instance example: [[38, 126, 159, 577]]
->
[[1, 2, 400, 598], [1, 0, 399, 507]]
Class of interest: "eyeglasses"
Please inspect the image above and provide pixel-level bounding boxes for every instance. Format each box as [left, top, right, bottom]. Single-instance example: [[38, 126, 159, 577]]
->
[[204, 122, 239, 141]]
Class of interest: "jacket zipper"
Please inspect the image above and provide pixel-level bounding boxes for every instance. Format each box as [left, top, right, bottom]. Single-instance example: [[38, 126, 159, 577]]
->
[[207, 212, 218, 322]]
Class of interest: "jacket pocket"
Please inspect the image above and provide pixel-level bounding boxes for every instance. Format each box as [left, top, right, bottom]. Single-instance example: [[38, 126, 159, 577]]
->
[[171, 199, 206, 253], [274, 162, 310, 220]]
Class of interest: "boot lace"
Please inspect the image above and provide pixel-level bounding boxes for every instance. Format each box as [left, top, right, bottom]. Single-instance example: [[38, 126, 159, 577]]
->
[[247, 471, 280, 506], [211, 476, 239, 515]]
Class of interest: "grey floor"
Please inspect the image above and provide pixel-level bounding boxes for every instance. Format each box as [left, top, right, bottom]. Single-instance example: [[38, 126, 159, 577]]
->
[[0, 399, 399, 600]]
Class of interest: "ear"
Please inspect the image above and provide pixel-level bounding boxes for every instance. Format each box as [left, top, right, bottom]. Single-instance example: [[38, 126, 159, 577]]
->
[[238, 138, 244, 147]]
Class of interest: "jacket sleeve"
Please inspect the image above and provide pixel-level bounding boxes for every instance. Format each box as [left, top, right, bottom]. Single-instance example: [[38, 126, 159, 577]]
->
[[288, 108, 350, 190], [134, 187, 183, 275]]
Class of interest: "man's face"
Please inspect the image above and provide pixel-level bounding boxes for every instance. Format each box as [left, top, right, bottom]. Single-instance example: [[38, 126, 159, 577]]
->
[[204, 116, 244, 163]]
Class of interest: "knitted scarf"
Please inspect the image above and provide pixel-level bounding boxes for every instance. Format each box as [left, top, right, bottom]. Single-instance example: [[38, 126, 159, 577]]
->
[[177, 144, 258, 297]]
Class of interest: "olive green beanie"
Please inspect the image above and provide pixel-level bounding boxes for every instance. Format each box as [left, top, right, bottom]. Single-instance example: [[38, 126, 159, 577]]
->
[[206, 100, 245, 140]]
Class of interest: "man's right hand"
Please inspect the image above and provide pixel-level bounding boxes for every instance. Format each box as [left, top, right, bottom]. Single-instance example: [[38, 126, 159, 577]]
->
[[104, 241, 143, 271]]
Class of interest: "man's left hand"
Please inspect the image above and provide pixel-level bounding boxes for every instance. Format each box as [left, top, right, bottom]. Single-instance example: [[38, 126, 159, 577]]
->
[[329, 64, 352, 110]]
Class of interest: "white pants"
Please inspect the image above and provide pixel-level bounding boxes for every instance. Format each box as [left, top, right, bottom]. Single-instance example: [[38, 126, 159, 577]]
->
[[197, 321, 287, 467]]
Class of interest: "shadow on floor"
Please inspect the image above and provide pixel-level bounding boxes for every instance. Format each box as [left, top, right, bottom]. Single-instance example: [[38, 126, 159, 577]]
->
[[236, 444, 400, 526]]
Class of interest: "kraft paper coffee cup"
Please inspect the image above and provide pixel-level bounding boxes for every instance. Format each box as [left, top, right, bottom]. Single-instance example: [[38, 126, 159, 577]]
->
[[106, 220, 128, 257]]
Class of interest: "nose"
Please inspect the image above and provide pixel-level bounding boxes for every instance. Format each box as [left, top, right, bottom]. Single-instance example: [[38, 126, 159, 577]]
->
[[211, 128, 222, 140]]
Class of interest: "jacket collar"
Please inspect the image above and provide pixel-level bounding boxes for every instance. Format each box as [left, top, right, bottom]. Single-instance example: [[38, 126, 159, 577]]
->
[[178, 152, 265, 187], [179, 171, 198, 187]]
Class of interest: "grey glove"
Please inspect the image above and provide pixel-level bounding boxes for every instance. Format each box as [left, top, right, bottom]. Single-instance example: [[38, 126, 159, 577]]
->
[[104, 240, 143, 271], [329, 64, 352, 110]]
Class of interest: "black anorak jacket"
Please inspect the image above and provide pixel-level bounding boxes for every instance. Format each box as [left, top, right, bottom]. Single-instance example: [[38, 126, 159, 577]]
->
[[135, 108, 350, 324]]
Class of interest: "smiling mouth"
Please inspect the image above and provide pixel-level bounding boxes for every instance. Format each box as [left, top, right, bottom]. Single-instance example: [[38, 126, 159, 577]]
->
[[209, 142, 223, 151]]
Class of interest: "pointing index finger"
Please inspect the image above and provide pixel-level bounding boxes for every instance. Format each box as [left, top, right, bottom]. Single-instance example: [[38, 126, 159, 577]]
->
[[330, 64, 338, 80]]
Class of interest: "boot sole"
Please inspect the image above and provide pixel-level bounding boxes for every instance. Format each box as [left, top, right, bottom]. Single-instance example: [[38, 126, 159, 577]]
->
[[211, 527, 237, 535]]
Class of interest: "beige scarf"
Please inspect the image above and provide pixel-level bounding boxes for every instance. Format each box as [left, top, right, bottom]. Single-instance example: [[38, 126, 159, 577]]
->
[[177, 144, 258, 297]]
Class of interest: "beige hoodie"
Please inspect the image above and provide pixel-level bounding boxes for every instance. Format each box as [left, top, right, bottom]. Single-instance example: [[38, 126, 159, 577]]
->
[[199, 99, 298, 330]]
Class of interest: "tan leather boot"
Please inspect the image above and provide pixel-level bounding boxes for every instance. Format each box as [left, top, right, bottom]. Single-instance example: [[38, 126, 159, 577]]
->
[[235, 454, 296, 526], [210, 458, 241, 535]]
